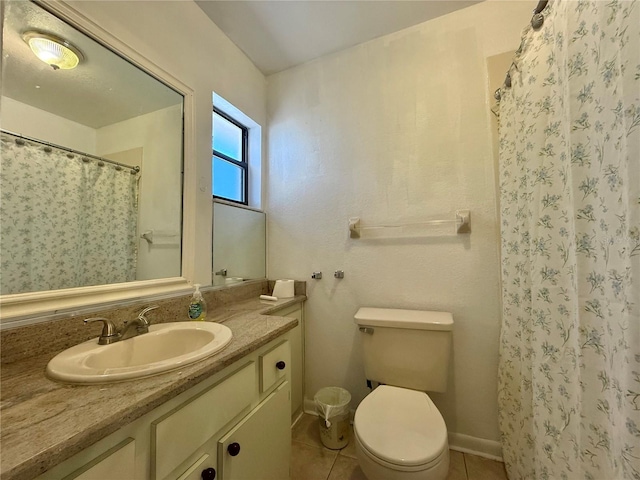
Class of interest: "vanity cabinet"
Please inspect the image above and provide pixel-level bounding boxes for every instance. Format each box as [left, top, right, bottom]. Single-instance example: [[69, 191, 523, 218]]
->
[[260, 341, 290, 392], [61, 438, 136, 480], [277, 304, 305, 418], [36, 332, 295, 480], [151, 363, 257, 479], [218, 381, 290, 480]]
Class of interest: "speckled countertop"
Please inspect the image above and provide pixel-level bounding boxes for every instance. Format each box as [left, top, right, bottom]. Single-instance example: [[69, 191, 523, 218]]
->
[[0, 296, 304, 480]]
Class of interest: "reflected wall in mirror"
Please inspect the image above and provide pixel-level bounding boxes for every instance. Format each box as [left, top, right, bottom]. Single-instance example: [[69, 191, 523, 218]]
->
[[212, 201, 266, 286], [1, 0, 184, 296]]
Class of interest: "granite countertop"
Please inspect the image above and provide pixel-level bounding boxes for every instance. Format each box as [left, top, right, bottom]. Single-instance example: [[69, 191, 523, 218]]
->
[[0, 296, 304, 480]]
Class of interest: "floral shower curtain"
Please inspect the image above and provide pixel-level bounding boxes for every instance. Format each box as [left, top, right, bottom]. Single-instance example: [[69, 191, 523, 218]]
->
[[497, 1, 639, 479], [0, 132, 139, 294]]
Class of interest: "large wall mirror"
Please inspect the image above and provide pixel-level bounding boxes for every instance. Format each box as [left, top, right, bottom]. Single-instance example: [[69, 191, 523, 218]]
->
[[1, 1, 188, 322]]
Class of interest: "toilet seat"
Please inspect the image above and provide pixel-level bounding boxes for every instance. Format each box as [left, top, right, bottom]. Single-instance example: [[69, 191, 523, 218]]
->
[[355, 433, 448, 474], [354, 385, 448, 469]]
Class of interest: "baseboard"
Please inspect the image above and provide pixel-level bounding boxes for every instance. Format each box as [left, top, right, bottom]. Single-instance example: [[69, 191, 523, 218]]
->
[[448, 432, 503, 462], [303, 397, 317, 416], [291, 410, 305, 428]]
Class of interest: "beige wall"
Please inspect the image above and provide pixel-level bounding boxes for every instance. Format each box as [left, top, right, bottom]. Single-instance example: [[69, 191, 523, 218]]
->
[[1, 96, 97, 153], [97, 105, 183, 281], [266, 0, 533, 456]]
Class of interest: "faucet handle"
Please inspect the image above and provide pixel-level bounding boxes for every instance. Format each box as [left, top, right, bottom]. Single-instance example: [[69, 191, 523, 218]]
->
[[137, 305, 159, 325], [84, 317, 120, 345]]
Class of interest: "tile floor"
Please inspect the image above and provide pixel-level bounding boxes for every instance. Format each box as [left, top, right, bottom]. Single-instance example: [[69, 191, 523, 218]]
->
[[292, 414, 508, 480]]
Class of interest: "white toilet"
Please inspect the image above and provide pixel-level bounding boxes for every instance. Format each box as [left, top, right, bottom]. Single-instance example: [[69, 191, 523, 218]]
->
[[353, 307, 454, 480]]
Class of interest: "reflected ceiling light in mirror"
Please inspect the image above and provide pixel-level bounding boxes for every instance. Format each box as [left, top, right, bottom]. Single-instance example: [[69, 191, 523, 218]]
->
[[22, 31, 84, 70]]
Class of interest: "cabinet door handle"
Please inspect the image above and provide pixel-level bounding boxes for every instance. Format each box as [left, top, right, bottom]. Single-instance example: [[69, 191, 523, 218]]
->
[[276, 360, 286, 370], [228, 442, 241, 456], [201, 467, 216, 480]]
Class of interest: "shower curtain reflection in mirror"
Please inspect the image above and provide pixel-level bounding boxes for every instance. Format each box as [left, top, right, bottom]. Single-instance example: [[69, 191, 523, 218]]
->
[[1, 131, 139, 295]]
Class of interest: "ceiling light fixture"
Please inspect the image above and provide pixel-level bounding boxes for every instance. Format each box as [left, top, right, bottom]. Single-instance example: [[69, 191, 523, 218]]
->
[[22, 31, 84, 70]]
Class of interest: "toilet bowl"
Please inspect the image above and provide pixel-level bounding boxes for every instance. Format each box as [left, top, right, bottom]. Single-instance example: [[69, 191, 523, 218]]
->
[[354, 385, 449, 480]]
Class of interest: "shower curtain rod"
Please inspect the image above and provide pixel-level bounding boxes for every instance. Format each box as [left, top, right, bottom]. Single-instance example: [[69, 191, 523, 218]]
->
[[533, 1, 549, 18], [1, 129, 140, 173], [493, 0, 549, 111]]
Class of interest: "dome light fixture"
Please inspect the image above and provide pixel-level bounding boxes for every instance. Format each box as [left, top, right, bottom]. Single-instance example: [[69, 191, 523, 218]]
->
[[22, 31, 83, 70]]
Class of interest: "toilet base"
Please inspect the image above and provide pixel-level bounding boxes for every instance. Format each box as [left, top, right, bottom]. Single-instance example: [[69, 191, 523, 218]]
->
[[355, 433, 449, 480]]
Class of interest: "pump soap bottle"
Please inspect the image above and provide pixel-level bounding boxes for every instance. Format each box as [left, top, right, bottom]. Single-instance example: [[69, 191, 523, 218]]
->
[[188, 284, 207, 321]]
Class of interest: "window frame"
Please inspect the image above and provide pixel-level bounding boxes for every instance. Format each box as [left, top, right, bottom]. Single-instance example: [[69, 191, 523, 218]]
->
[[212, 107, 249, 205]]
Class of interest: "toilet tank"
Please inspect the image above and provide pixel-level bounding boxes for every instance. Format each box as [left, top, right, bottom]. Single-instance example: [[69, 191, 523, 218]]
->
[[355, 307, 453, 393]]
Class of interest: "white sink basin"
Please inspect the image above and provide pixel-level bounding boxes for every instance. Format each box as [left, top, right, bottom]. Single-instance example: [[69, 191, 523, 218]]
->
[[46, 322, 233, 384]]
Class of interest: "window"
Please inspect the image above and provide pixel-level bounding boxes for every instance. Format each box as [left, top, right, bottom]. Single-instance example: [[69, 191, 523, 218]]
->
[[212, 108, 248, 204]]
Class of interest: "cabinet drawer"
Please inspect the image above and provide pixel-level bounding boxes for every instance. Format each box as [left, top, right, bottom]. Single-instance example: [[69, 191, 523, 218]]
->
[[259, 341, 290, 393], [152, 363, 255, 480], [62, 438, 135, 480]]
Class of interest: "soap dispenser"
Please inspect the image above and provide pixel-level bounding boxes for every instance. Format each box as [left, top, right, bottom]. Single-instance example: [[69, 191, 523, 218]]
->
[[188, 284, 207, 321]]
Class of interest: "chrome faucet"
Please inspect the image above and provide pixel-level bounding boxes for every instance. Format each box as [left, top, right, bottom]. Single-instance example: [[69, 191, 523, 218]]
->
[[84, 317, 120, 345], [120, 305, 158, 340], [84, 305, 159, 345]]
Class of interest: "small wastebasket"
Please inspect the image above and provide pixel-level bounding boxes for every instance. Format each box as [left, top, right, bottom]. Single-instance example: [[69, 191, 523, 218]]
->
[[314, 387, 351, 449]]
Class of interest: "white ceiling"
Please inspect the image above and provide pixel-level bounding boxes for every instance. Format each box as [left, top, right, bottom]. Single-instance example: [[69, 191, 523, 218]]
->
[[3, 1, 484, 127], [2, 1, 182, 129], [196, 0, 483, 75]]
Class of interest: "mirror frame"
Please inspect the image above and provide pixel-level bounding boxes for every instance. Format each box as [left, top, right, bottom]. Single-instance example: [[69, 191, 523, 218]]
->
[[0, 0, 196, 326]]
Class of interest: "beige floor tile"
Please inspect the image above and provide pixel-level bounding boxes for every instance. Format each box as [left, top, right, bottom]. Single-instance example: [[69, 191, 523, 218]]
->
[[465, 453, 507, 480], [327, 455, 368, 480], [446, 450, 468, 480], [292, 413, 325, 448], [291, 440, 338, 480], [338, 425, 358, 459]]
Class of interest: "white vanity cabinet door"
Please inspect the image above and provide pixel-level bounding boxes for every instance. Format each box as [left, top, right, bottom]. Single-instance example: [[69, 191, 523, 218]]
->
[[175, 454, 215, 480], [218, 381, 291, 480], [274, 304, 304, 418], [282, 306, 304, 417], [61, 438, 135, 480]]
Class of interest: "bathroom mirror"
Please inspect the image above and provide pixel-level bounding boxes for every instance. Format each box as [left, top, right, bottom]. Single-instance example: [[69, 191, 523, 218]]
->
[[212, 201, 266, 286], [0, 0, 189, 321]]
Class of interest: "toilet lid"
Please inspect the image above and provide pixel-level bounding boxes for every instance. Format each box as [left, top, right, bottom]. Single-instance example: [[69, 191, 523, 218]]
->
[[354, 386, 447, 467]]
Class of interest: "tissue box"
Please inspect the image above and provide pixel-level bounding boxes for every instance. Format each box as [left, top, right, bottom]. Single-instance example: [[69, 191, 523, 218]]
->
[[272, 279, 295, 298]]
